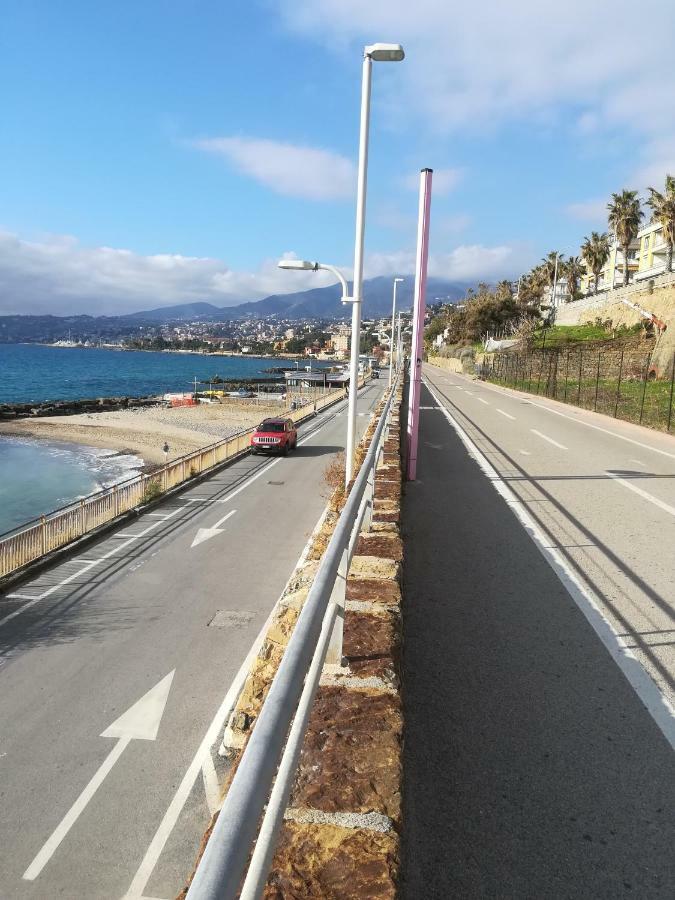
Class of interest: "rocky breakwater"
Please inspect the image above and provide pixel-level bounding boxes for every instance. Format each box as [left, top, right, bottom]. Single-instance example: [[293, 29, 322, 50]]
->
[[181, 386, 405, 900], [0, 396, 157, 420]]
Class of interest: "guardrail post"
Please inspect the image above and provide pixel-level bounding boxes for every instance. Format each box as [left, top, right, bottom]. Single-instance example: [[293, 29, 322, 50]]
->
[[40, 516, 47, 556], [324, 545, 349, 667], [113, 485, 119, 517], [79, 499, 86, 536]]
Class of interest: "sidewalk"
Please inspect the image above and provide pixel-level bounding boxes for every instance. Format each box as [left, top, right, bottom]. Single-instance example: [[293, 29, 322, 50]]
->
[[400, 384, 675, 899]]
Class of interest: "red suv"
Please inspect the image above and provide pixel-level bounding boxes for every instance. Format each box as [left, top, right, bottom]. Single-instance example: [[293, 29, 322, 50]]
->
[[250, 418, 298, 455]]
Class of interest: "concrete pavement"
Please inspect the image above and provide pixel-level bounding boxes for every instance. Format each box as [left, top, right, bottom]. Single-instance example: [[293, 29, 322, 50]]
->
[[401, 366, 675, 899], [0, 381, 383, 900]]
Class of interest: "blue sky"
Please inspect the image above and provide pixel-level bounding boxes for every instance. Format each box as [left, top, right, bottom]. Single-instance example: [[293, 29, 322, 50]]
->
[[2, 0, 674, 314]]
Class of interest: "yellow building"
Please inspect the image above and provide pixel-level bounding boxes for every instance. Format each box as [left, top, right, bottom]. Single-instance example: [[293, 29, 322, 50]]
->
[[581, 237, 640, 294], [636, 222, 669, 281]]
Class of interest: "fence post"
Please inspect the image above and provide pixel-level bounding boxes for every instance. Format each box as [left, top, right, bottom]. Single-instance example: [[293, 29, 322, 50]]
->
[[614, 349, 624, 418], [536, 351, 543, 394], [113, 485, 119, 517], [594, 353, 601, 411], [551, 350, 559, 399], [668, 353, 675, 432], [577, 350, 583, 405], [639, 352, 650, 425], [527, 355, 533, 392], [41, 515, 47, 556], [79, 499, 86, 536]]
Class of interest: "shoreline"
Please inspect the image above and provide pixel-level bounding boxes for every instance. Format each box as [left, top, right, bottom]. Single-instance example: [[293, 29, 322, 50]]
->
[[0, 397, 284, 466]]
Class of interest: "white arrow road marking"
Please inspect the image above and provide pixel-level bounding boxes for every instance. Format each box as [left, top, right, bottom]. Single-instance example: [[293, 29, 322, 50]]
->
[[190, 509, 237, 548], [23, 671, 175, 882], [606, 471, 675, 517]]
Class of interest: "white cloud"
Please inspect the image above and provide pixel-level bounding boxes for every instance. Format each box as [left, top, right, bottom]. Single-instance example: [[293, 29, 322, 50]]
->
[[191, 136, 355, 200], [401, 167, 463, 195], [364, 244, 526, 282], [0, 232, 339, 316], [564, 199, 608, 222], [276, 0, 675, 149], [0, 231, 525, 316]]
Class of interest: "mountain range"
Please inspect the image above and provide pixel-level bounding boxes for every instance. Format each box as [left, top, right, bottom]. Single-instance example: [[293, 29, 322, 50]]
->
[[126, 276, 468, 323], [0, 276, 469, 342]]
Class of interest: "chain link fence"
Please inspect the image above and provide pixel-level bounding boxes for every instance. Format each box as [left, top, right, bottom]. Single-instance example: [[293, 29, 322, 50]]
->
[[485, 346, 675, 432]]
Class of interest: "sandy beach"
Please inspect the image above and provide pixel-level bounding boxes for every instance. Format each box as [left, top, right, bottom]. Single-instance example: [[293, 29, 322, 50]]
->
[[0, 398, 286, 467]]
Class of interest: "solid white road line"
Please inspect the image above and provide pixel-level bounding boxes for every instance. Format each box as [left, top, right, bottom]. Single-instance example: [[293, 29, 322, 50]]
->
[[530, 429, 568, 450], [424, 378, 675, 752], [122, 500, 334, 899], [201, 753, 222, 817], [439, 369, 675, 462], [526, 395, 675, 460], [496, 409, 516, 420], [606, 472, 675, 518]]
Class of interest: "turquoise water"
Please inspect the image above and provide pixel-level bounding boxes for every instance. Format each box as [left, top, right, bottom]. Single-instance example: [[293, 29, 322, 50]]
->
[[0, 436, 143, 535], [0, 344, 304, 404], [0, 345, 325, 533]]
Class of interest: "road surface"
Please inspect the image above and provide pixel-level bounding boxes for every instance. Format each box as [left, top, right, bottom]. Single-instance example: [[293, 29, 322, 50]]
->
[[401, 364, 675, 898], [0, 381, 383, 900]]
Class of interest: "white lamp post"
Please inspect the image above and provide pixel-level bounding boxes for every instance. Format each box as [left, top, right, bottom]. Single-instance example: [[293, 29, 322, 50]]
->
[[345, 42, 404, 485], [277, 259, 350, 302], [389, 277, 403, 386]]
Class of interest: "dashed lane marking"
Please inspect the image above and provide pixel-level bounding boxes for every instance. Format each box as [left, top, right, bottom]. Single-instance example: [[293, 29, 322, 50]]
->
[[607, 471, 675, 518], [496, 409, 516, 420], [530, 429, 568, 450], [424, 378, 675, 752]]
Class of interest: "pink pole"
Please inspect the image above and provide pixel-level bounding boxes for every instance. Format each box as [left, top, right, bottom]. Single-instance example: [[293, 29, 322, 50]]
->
[[406, 168, 433, 481]]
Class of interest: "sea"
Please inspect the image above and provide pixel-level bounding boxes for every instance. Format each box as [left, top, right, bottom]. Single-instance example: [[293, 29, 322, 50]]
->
[[0, 344, 311, 534]]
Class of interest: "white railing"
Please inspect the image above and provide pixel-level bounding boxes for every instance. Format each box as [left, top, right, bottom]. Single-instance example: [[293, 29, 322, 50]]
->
[[0, 385, 352, 581], [184, 374, 400, 900]]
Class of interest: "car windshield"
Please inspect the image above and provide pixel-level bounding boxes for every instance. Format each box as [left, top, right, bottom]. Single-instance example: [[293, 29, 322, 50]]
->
[[259, 422, 285, 432]]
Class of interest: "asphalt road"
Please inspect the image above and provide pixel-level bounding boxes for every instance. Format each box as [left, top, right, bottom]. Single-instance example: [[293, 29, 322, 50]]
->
[[0, 381, 383, 900], [401, 365, 675, 899]]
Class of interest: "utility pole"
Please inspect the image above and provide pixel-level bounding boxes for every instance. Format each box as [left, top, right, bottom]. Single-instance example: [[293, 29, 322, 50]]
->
[[406, 168, 433, 481]]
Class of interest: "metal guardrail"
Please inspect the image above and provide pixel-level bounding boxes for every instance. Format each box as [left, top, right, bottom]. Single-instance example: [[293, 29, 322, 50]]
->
[[0, 385, 351, 580], [185, 372, 399, 900]]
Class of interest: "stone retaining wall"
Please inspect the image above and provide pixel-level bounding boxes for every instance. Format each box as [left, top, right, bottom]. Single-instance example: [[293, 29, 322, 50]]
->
[[0, 395, 157, 420], [181, 385, 405, 899]]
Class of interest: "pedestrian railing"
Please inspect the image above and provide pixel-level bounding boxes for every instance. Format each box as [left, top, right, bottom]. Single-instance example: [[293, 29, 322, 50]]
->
[[185, 373, 399, 900], [485, 346, 675, 433], [0, 385, 351, 581]]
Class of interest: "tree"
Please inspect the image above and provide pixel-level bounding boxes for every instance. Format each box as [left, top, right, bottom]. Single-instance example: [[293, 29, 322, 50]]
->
[[607, 190, 643, 286], [580, 231, 611, 294], [541, 251, 564, 287], [564, 255, 584, 299], [646, 174, 675, 273]]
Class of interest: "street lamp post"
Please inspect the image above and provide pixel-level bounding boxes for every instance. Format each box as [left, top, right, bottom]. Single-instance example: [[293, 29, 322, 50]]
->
[[345, 42, 404, 485], [389, 277, 403, 386]]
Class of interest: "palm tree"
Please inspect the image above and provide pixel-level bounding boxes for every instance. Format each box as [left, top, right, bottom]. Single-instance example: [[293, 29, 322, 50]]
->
[[646, 174, 675, 273], [580, 231, 611, 294], [541, 251, 564, 287], [564, 256, 584, 299], [607, 190, 643, 286]]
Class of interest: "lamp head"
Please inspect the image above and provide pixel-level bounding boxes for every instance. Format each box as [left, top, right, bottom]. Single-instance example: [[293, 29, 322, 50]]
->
[[394, 277, 404, 284], [277, 259, 318, 271], [365, 43, 405, 62]]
